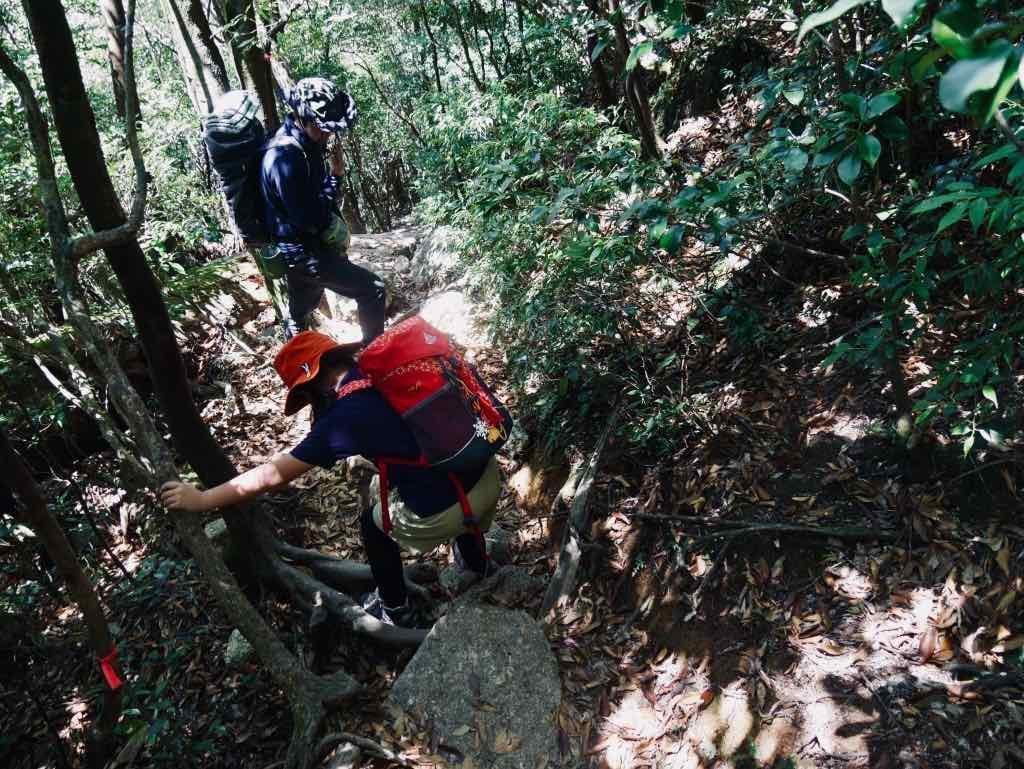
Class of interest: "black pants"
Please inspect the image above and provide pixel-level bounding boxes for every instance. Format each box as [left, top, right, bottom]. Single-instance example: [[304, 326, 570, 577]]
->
[[359, 505, 488, 607], [284, 249, 386, 343]]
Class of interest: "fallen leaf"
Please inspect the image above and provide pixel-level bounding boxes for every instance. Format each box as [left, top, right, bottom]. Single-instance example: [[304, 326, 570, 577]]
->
[[996, 547, 1011, 577], [452, 725, 471, 737], [493, 729, 522, 753]]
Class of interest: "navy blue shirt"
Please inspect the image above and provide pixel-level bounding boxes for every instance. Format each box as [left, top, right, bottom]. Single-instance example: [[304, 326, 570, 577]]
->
[[259, 116, 341, 249], [290, 368, 485, 517]]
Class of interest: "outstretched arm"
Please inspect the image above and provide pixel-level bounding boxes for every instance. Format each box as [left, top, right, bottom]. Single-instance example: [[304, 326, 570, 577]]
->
[[160, 452, 313, 512]]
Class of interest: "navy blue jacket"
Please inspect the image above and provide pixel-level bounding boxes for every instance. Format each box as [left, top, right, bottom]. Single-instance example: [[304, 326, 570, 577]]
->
[[290, 368, 485, 516], [259, 116, 341, 247]]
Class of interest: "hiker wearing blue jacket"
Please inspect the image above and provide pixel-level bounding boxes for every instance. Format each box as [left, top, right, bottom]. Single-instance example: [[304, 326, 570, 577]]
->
[[261, 77, 386, 342]]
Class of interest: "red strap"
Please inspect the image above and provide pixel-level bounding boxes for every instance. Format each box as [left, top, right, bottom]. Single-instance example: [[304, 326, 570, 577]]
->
[[377, 460, 392, 535], [337, 378, 373, 399], [98, 645, 123, 691], [449, 473, 489, 562]]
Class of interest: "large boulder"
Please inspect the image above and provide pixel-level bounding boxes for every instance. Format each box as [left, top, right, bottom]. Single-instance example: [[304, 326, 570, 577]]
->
[[388, 591, 559, 769], [408, 226, 465, 293]]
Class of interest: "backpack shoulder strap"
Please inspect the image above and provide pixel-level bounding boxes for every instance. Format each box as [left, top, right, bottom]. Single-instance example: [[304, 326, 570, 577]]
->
[[336, 378, 373, 400]]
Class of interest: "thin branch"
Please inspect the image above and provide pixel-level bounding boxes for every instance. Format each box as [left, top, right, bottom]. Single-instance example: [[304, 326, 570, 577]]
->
[[994, 108, 1024, 155], [629, 512, 900, 542], [353, 60, 425, 145], [264, 0, 304, 43]]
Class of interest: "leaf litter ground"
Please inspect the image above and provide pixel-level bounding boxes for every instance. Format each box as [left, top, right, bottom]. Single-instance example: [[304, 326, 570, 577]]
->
[[4, 228, 1023, 769]]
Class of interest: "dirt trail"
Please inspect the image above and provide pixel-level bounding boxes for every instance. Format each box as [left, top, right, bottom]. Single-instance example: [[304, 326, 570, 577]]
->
[[196, 231, 1023, 769]]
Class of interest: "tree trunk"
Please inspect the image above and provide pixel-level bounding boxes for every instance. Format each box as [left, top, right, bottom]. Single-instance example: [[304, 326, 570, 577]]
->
[[163, 0, 216, 111], [186, 0, 232, 93], [416, 0, 444, 95], [158, 0, 209, 112], [22, 0, 239, 492], [210, 0, 248, 88], [219, 0, 279, 129], [99, 0, 136, 119], [450, 11, 486, 92], [0, 425, 122, 768], [606, 0, 662, 160], [587, 31, 617, 109]]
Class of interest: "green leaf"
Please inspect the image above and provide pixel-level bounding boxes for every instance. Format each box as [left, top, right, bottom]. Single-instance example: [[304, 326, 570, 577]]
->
[[910, 190, 973, 214], [797, 0, 869, 44], [972, 144, 1017, 169], [912, 47, 947, 82], [881, 0, 918, 28], [783, 148, 809, 172], [931, 2, 984, 60], [837, 152, 862, 185], [877, 114, 909, 141], [658, 23, 692, 41], [783, 87, 806, 106], [839, 93, 867, 119], [1008, 157, 1024, 184], [938, 43, 1013, 112], [969, 197, 988, 232], [820, 341, 851, 369], [936, 201, 969, 232], [857, 134, 882, 167], [659, 225, 686, 253], [590, 38, 610, 63], [813, 144, 844, 167], [625, 40, 654, 71], [963, 431, 975, 457], [976, 51, 1022, 124], [866, 90, 901, 119], [982, 384, 998, 407]]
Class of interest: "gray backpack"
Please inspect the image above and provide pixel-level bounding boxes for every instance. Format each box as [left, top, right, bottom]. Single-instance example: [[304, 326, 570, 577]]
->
[[203, 91, 302, 246]]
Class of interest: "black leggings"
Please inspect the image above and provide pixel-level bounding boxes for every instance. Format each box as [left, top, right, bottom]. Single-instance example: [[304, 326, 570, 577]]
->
[[284, 249, 386, 343], [359, 505, 488, 607]]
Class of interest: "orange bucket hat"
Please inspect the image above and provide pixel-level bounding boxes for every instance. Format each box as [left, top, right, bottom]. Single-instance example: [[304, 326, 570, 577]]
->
[[273, 331, 361, 416]]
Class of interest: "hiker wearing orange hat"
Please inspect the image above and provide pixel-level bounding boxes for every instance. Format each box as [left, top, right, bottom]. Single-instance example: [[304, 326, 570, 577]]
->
[[161, 328, 505, 628]]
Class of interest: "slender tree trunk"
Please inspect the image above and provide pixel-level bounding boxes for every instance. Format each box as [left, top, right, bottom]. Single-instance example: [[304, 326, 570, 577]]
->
[[587, 32, 617, 109], [210, 0, 248, 88], [187, 0, 232, 92], [0, 425, 122, 768], [160, 0, 211, 111], [220, 0, 279, 129], [606, 0, 661, 160], [343, 168, 367, 234], [450, 12, 485, 91], [99, 0, 136, 119], [22, 0, 239, 492], [416, 0, 444, 94]]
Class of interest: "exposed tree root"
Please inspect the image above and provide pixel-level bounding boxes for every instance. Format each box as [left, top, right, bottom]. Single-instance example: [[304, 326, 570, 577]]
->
[[274, 539, 436, 601], [315, 731, 413, 767], [269, 554, 428, 648], [542, 403, 622, 617]]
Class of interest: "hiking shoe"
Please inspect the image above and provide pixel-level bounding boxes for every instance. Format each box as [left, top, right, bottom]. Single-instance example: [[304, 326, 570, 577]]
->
[[361, 589, 416, 627], [453, 543, 499, 577]]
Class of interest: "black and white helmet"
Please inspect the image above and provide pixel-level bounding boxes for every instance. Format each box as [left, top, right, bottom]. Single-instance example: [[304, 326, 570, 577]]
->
[[286, 77, 357, 133]]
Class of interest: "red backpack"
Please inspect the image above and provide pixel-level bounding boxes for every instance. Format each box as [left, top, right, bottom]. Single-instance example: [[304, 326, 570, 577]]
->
[[337, 316, 513, 542]]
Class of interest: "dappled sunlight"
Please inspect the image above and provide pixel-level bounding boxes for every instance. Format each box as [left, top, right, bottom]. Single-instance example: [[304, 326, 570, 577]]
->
[[419, 290, 488, 350]]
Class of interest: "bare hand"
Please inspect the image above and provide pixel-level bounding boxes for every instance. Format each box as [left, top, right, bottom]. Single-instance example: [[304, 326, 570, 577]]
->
[[328, 140, 345, 176], [160, 481, 207, 513]]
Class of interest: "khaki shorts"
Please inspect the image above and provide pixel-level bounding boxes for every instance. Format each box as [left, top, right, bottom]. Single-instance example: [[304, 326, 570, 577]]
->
[[370, 458, 501, 554]]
